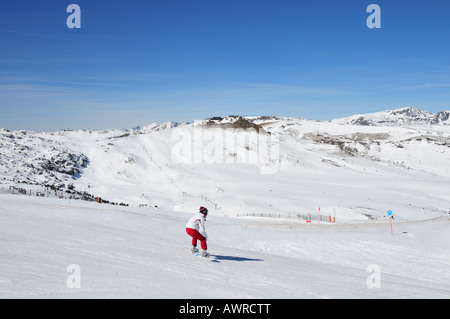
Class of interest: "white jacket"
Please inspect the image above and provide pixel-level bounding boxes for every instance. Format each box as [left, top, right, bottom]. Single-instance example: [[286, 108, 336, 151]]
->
[[186, 212, 208, 239]]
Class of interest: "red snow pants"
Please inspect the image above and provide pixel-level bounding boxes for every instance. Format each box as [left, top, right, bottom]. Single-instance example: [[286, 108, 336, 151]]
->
[[186, 228, 207, 250]]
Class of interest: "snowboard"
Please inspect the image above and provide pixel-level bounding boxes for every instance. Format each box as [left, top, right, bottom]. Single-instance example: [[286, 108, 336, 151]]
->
[[191, 250, 219, 262], [193, 252, 210, 258], [188, 247, 217, 261]]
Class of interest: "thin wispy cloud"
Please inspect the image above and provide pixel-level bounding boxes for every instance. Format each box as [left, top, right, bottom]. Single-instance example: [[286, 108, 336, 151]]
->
[[242, 83, 354, 96], [395, 83, 450, 90]]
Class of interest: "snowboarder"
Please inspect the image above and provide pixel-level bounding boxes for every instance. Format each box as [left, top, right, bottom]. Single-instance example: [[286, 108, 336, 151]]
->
[[186, 206, 210, 257]]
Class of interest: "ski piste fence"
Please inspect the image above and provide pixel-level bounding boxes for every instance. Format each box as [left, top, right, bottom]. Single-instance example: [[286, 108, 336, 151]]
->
[[239, 211, 336, 223]]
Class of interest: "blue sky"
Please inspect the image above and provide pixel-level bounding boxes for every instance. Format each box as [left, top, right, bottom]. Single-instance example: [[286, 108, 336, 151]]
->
[[1, 0, 450, 131]]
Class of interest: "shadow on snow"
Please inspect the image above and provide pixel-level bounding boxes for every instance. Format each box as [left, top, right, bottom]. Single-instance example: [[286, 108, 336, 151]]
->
[[211, 254, 263, 263]]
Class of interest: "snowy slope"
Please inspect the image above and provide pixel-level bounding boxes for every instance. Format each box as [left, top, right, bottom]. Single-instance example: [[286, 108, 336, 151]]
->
[[1, 193, 449, 298]]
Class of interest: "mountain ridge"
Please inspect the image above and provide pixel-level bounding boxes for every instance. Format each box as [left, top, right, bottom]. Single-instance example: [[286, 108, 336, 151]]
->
[[332, 106, 450, 126], [1, 108, 450, 222]]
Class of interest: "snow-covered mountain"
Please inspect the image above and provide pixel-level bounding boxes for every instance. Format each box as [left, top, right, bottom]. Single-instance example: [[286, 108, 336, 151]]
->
[[0, 128, 89, 187], [130, 121, 188, 135], [1, 111, 450, 299], [332, 106, 450, 126], [1, 111, 450, 222]]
